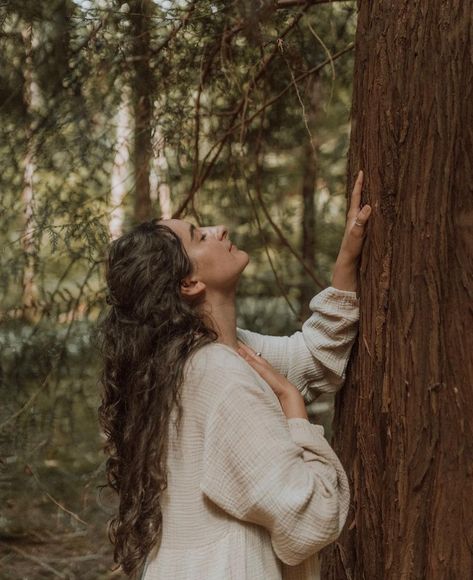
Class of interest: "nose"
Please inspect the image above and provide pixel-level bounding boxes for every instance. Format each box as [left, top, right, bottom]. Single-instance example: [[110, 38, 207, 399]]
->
[[199, 224, 230, 241], [216, 225, 229, 241]]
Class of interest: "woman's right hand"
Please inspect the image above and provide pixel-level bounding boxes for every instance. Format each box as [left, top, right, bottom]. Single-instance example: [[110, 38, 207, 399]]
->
[[237, 341, 309, 420]]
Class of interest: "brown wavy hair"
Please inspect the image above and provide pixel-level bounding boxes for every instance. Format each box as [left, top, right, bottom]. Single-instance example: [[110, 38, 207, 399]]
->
[[97, 219, 217, 577]]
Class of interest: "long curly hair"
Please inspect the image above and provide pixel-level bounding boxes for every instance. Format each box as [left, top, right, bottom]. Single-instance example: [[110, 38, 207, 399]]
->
[[97, 219, 217, 577]]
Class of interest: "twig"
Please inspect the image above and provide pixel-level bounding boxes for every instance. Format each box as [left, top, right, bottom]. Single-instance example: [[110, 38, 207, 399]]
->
[[243, 172, 300, 320], [246, 85, 300, 320], [0, 540, 68, 579], [0, 372, 52, 431], [172, 42, 353, 217], [253, 174, 326, 289], [276, 0, 354, 8], [45, 553, 105, 563], [239, 43, 354, 133], [280, 49, 318, 157], [304, 17, 336, 108], [151, 0, 197, 58], [189, 40, 221, 208], [26, 464, 89, 528], [173, 4, 310, 217]]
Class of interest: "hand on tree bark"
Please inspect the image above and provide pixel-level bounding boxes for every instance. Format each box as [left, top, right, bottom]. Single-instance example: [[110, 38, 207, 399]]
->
[[337, 170, 372, 263], [331, 170, 372, 292]]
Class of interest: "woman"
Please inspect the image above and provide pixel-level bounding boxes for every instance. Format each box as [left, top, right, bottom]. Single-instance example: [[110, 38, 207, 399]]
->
[[98, 171, 371, 579]]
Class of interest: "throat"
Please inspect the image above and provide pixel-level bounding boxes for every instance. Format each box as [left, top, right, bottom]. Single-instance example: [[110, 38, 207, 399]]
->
[[199, 292, 238, 351]]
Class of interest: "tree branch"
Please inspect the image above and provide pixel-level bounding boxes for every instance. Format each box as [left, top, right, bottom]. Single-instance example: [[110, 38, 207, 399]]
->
[[173, 4, 311, 217], [276, 0, 354, 8]]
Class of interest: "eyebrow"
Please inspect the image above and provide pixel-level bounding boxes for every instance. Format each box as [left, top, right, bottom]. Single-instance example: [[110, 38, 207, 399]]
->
[[189, 223, 196, 241]]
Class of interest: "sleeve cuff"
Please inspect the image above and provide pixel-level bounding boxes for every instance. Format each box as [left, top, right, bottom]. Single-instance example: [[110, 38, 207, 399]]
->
[[316, 286, 360, 308], [287, 417, 325, 441]]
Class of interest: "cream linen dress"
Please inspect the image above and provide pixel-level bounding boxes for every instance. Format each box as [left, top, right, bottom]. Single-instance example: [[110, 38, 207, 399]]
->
[[141, 286, 359, 580]]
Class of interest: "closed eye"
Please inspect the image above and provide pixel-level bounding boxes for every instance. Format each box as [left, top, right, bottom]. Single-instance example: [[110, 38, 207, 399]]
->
[[200, 233, 207, 241]]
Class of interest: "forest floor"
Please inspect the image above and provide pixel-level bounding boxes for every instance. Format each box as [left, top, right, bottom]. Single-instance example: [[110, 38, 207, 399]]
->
[[0, 527, 120, 580], [0, 461, 126, 580]]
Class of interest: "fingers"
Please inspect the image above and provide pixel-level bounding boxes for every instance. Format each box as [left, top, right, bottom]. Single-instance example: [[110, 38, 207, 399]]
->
[[349, 170, 364, 212], [237, 341, 290, 397], [349, 170, 373, 232], [237, 340, 263, 360], [237, 345, 275, 387], [352, 204, 372, 230], [237, 342, 269, 373]]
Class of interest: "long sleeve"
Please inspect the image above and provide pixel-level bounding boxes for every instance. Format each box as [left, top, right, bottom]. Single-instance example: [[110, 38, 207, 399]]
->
[[199, 358, 350, 567], [236, 286, 359, 403]]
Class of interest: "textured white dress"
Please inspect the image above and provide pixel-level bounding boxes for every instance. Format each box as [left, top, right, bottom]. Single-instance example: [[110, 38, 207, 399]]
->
[[142, 286, 359, 580]]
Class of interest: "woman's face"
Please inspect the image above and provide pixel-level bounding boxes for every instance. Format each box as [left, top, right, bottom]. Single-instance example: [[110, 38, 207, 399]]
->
[[159, 219, 249, 294]]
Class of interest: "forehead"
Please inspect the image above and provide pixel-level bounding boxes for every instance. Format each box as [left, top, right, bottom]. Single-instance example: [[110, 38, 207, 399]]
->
[[159, 218, 191, 240]]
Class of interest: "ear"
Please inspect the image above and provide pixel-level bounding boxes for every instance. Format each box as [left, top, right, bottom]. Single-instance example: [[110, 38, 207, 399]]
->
[[180, 277, 206, 299]]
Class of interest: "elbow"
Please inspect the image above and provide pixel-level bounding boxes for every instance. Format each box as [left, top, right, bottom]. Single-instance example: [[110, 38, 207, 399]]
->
[[304, 370, 345, 401], [321, 365, 347, 392], [271, 509, 342, 567]]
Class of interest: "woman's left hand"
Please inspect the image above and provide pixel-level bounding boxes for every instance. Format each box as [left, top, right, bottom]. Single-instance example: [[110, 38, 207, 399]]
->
[[237, 341, 301, 401], [336, 170, 372, 264]]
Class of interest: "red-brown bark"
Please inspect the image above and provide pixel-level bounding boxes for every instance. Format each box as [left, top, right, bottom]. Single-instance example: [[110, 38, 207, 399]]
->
[[322, 1, 473, 578]]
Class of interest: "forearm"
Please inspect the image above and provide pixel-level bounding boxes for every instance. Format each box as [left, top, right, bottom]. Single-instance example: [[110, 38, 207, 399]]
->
[[279, 390, 309, 420], [331, 255, 358, 293]]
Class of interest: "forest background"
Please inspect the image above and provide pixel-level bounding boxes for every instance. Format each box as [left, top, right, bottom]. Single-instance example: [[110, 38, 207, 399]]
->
[[1, 0, 363, 578]]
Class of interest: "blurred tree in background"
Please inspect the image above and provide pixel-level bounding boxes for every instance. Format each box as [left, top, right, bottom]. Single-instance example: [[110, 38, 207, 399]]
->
[[0, 1, 356, 577]]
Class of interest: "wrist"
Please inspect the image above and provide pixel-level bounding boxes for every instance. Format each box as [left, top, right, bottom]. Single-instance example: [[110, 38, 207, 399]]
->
[[331, 256, 358, 292], [334, 251, 358, 269], [279, 390, 309, 420]]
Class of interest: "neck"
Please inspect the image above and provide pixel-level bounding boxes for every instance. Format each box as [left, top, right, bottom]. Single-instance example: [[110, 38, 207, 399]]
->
[[199, 289, 238, 351]]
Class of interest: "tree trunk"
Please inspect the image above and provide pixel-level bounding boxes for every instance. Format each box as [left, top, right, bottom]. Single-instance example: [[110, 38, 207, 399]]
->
[[110, 91, 131, 240], [20, 25, 40, 322], [322, 2, 473, 579], [150, 125, 172, 219], [300, 74, 320, 320], [130, 0, 155, 224]]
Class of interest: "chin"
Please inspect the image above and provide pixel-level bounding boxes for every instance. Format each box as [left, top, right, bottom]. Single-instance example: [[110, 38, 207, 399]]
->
[[230, 252, 250, 285], [239, 250, 250, 270]]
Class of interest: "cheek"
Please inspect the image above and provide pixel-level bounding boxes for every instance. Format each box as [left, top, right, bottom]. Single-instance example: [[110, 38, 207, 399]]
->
[[193, 247, 236, 280], [190, 247, 221, 274]]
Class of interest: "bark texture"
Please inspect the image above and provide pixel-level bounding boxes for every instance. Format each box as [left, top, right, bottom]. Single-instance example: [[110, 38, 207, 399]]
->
[[322, 2, 473, 579]]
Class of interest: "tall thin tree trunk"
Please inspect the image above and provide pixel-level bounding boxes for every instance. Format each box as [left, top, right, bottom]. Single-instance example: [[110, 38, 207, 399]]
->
[[150, 125, 172, 219], [110, 93, 131, 240], [300, 75, 321, 320], [322, 2, 473, 579], [130, 0, 154, 223], [20, 25, 40, 322]]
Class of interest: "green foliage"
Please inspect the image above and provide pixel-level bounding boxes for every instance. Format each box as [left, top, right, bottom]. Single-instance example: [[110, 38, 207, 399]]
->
[[0, 1, 356, 575]]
